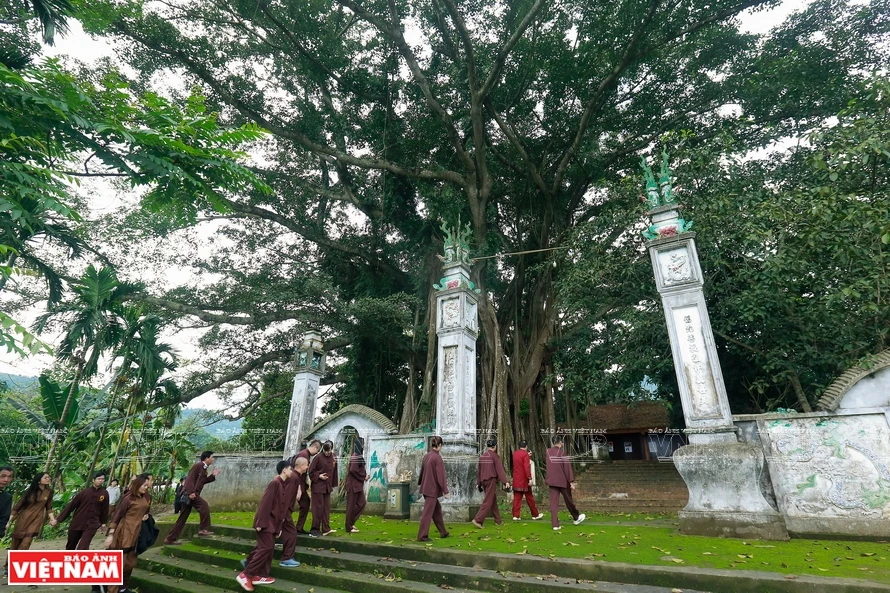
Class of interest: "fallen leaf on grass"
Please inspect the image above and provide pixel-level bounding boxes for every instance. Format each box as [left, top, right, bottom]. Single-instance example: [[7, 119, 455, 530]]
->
[[564, 541, 580, 546]]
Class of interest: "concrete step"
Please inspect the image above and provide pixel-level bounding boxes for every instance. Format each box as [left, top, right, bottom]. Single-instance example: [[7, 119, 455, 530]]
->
[[134, 526, 890, 593], [135, 532, 719, 593]]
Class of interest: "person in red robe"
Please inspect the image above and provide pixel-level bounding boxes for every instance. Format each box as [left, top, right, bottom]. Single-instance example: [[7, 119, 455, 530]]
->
[[236, 460, 295, 592], [471, 439, 510, 528], [344, 440, 369, 533], [416, 435, 450, 542], [511, 440, 543, 520], [545, 435, 585, 530]]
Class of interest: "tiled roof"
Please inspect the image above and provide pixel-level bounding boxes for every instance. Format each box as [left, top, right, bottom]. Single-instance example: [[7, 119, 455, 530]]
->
[[579, 402, 670, 431], [308, 404, 398, 435]]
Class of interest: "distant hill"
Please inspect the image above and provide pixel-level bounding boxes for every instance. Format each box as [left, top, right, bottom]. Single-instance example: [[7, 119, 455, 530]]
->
[[180, 408, 242, 439], [0, 373, 38, 392]]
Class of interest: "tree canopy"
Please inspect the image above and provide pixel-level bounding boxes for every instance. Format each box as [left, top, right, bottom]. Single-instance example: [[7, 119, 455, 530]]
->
[[5, 0, 888, 451]]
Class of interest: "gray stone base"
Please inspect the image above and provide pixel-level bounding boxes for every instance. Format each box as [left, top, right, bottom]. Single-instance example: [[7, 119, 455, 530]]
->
[[679, 510, 789, 540], [410, 501, 480, 522], [673, 441, 789, 540], [785, 517, 890, 540]]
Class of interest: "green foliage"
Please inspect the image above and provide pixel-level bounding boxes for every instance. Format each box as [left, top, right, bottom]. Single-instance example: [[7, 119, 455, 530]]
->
[[20, 0, 890, 434], [37, 374, 78, 427], [238, 372, 292, 451]]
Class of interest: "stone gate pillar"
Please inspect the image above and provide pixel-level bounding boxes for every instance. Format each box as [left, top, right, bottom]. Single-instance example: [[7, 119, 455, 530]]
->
[[431, 222, 481, 519], [641, 153, 787, 539], [283, 331, 326, 459]]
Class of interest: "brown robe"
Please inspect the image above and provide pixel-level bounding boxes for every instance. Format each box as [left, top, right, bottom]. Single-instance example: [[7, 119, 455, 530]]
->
[[58, 486, 109, 530], [545, 445, 579, 527], [416, 450, 449, 540], [473, 450, 508, 525], [245, 476, 288, 579], [308, 452, 337, 534], [344, 453, 367, 531], [11, 487, 52, 539], [107, 491, 151, 593]]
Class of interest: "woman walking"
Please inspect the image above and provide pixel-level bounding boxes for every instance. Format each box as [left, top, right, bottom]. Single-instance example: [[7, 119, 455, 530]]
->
[[9, 472, 56, 552], [104, 474, 152, 593], [416, 436, 449, 542]]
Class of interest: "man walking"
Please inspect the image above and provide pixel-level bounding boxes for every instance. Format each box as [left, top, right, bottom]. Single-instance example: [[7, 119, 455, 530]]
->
[[416, 436, 449, 542], [292, 439, 320, 534], [236, 460, 293, 592], [344, 440, 369, 533], [0, 465, 13, 539], [308, 441, 337, 537], [471, 439, 510, 528], [164, 451, 221, 544], [106, 478, 120, 525], [545, 435, 585, 530], [276, 456, 309, 568], [56, 470, 110, 550], [512, 440, 543, 520]]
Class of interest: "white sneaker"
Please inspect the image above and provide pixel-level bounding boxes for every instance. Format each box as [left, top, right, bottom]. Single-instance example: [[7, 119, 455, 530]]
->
[[553, 526, 561, 531], [533, 513, 544, 520], [573, 513, 586, 525], [512, 517, 520, 521]]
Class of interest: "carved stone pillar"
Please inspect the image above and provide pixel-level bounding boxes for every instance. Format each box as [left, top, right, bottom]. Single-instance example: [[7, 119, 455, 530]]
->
[[641, 154, 787, 539], [429, 222, 481, 520], [283, 331, 326, 459]]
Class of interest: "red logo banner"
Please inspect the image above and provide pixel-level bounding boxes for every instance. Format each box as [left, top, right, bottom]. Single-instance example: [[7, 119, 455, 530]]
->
[[7, 550, 124, 585]]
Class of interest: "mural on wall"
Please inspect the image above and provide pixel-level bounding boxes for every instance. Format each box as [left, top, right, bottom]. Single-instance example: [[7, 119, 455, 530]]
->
[[366, 437, 426, 503], [763, 415, 890, 518]]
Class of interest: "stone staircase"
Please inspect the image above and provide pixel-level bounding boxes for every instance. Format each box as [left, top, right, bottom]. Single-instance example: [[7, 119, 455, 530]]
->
[[572, 460, 688, 514], [133, 525, 723, 593]]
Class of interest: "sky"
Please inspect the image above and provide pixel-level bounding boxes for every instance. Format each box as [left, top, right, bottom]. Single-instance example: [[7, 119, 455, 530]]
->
[[0, 0, 812, 411]]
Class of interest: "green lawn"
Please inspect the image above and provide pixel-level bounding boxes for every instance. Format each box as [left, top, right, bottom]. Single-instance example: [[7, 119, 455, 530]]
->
[[173, 511, 890, 584]]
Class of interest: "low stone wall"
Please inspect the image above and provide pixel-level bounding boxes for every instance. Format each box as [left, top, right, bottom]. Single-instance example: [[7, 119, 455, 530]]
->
[[199, 453, 282, 511], [735, 408, 890, 538]]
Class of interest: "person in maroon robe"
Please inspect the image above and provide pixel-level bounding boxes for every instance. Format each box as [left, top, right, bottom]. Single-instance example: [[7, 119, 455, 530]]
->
[[416, 435, 450, 542], [292, 439, 320, 535], [276, 456, 309, 567], [236, 461, 293, 592], [57, 470, 110, 550], [308, 440, 337, 536], [164, 450, 221, 544], [344, 440, 369, 533], [545, 435, 585, 530], [511, 440, 543, 520], [472, 439, 510, 528]]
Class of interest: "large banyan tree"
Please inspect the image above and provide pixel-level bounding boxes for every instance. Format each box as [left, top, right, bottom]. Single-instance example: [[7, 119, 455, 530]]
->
[[75, 0, 889, 448]]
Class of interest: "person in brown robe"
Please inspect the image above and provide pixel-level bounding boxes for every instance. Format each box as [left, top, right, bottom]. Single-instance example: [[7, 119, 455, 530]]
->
[[9, 472, 55, 552], [308, 440, 337, 537], [416, 435, 450, 542], [344, 440, 369, 533], [104, 473, 152, 593], [276, 456, 308, 567], [236, 460, 293, 592], [292, 439, 320, 534], [164, 450, 220, 544], [545, 435, 585, 530], [57, 470, 110, 550], [472, 439, 511, 528]]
